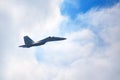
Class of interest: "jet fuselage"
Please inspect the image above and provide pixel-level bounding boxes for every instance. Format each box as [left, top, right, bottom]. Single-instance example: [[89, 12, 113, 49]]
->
[[19, 36, 66, 48]]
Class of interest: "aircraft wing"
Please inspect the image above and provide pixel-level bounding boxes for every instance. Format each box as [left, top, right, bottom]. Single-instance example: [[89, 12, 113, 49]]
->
[[38, 36, 66, 43]]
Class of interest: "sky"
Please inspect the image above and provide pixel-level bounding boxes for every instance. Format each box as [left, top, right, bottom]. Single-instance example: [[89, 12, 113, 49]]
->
[[0, 0, 120, 80]]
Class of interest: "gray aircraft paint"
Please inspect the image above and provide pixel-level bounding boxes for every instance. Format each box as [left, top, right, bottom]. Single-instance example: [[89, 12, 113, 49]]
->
[[19, 36, 66, 48]]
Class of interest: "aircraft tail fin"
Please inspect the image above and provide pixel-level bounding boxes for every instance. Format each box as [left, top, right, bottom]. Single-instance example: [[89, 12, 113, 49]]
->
[[24, 36, 34, 45]]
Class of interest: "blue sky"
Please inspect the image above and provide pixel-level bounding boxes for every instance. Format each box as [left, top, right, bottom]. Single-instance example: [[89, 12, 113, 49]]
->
[[0, 0, 120, 80], [61, 0, 120, 19], [59, 0, 120, 51], [60, 0, 120, 32]]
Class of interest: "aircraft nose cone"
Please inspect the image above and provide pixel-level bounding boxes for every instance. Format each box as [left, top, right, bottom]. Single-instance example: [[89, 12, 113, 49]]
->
[[63, 38, 66, 40], [59, 37, 66, 40]]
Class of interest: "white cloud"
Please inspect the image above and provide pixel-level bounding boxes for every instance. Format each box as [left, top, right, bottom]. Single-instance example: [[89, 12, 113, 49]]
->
[[0, 0, 64, 80], [58, 3, 120, 80], [0, 0, 64, 37], [0, 0, 120, 80], [40, 3, 120, 80]]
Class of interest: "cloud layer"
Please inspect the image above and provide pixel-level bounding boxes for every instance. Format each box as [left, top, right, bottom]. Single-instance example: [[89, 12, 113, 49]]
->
[[0, 0, 120, 80]]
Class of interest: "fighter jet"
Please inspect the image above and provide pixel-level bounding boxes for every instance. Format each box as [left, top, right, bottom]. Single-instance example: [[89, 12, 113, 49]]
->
[[19, 36, 66, 48]]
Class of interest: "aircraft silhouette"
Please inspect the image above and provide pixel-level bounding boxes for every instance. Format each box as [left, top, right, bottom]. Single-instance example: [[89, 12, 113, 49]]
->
[[19, 36, 66, 48]]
